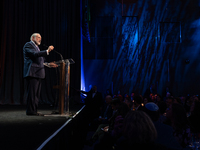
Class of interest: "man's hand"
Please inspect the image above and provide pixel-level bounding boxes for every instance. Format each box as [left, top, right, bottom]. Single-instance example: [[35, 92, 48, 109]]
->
[[47, 45, 54, 53], [49, 61, 58, 68], [103, 126, 109, 132]]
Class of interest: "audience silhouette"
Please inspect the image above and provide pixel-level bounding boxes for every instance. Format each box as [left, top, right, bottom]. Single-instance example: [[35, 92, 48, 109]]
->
[[82, 86, 200, 150]]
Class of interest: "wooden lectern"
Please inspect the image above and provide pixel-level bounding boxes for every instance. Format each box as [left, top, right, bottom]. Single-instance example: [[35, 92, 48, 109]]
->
[[44, 58, 75, 115]]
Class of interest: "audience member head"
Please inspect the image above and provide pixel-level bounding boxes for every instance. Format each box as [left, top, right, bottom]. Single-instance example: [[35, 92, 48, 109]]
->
[[143, 96, 151, 105], [166, 103, 189, 132], [191, 95, 199, 103], [180, 96, 186, 105], [123, 93, 128, 99], [105, 89, 112, 96], [92, 85, 97, 93], [111, 97, 121, 110], [166, 92, 171, 98], [133, 95, 142, 107], [186, 95, 196, 108], [113, 95, 117, 98], [130, 92, 135, 101], [124, 96, 133, 109], [150, 93, 156, 102], [190, 101, 200, 116], [117, 102, 131, 118], [166, 96, 174, 107], [105, 95, 112, 105], [144, 102, 160, 122], [122, 111, 157, 145], [157, 101, 167, 115], [118, 94, 123, 102], [155, 94, 162, 103], [174, 97, 182, 104]]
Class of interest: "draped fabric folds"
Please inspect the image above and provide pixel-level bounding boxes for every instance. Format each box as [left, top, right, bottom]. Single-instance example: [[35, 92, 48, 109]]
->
[[0, 0, 81, 105]]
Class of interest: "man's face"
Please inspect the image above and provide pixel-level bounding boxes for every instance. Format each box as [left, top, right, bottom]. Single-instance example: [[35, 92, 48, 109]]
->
[[33, 34, 42, 45], [166, 104, 172, 119], [92, 86, 97, 92], [105, 96, 112, 104], [111, 104, 117, 110], [144, 98, 148, 104], [166, 98, 172, 107]]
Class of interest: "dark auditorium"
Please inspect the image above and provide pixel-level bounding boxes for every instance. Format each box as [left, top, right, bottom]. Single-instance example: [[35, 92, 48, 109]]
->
[[1, 0, 200, 150]]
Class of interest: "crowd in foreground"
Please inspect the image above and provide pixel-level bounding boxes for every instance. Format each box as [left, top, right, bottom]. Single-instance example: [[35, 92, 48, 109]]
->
[[81, 86, 200, 150]]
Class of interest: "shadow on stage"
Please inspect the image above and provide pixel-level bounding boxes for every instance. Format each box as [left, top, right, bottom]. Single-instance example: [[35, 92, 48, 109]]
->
[[0, 103, 89, 150]]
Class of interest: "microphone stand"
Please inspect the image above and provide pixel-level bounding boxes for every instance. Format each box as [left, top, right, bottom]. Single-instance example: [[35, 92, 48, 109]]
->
[[53, 50, 64, 62], [43, 44, 64, 62]]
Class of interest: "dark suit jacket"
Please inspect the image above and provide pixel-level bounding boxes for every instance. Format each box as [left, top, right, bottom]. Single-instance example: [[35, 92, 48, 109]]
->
[[137, 105, 145, 111], [101, 104, 113, 119], [154, 121, 182, 150], [85, 91, 103, 107], [23, 41, 47, 79]]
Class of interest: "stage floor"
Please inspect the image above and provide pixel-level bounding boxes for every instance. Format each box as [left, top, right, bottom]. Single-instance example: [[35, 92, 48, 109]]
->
[[0, 104, 84, 150]]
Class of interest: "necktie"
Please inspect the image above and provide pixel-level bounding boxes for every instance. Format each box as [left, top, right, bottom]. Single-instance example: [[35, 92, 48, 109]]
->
[[36, 45, 40, 51]]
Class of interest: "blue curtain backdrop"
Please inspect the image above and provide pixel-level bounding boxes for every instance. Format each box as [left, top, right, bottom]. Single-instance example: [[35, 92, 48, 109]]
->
[[82, 0, 200, 97]]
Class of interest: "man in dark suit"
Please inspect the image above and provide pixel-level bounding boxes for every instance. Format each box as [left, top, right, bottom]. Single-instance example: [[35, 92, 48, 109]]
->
[[23, 33, 57, 116], [134, 95, 144, 111], [144, 102, 182, 149], [79, 85, 103, 122]]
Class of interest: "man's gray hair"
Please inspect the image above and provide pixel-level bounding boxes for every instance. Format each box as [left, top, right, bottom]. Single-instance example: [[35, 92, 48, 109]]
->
[[30, 33, 40, 41]]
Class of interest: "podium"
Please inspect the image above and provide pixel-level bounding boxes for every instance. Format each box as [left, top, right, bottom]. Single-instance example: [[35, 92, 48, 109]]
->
[[44, 58, 75, 115]]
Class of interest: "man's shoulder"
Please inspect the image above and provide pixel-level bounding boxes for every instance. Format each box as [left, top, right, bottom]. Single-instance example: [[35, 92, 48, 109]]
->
[[154, 121, 173, 132], [97, 91, 102, 94], [24, 41, 33, 47], [96, 92, 103, 98], [24, 41, 32, 45], [138, 105, 145, 111]]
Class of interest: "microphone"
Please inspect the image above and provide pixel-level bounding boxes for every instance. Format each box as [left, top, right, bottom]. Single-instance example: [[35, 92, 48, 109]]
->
[[43, 44, 64, 62]]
